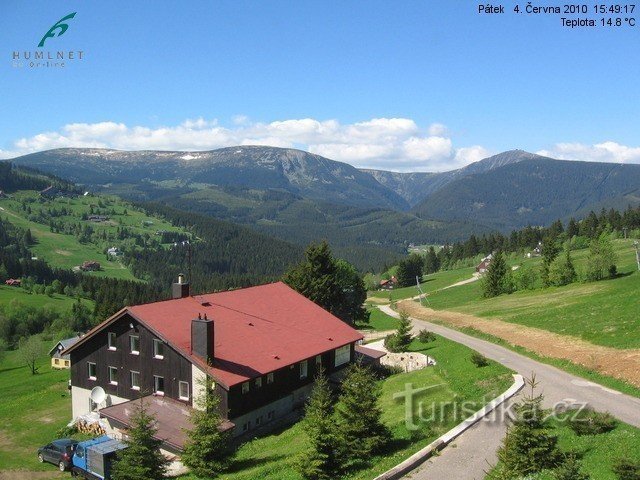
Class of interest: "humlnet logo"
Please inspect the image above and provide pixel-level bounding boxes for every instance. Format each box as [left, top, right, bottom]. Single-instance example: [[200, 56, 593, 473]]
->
[[12, 12, 84, 69]]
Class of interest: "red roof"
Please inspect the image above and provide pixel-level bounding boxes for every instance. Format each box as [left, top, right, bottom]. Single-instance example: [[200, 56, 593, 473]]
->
[[78, 282, 362, 389]]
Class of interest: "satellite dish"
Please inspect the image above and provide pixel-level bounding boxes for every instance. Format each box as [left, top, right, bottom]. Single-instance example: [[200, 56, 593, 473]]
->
[[90, 386, 106, 405]]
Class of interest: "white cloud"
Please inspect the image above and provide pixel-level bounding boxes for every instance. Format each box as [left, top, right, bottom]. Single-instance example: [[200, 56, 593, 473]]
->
[[537, 141, 640, 164], [428, 123, 448, 136], [3, 117, 477, 171]]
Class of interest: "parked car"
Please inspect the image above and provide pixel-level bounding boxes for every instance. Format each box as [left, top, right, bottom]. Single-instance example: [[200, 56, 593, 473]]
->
[[37, 438, 79, 471]]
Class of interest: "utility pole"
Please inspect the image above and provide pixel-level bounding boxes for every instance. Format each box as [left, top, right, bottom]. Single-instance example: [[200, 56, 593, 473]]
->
[[634, 241, 640, 272]]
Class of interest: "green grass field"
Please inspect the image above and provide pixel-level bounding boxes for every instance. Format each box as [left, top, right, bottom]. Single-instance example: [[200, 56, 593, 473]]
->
[[0, 191, 188, 281], [0, 343, 73, 477], [0, 285, 93, 312], [179, 336, 513, 480], [357, 306, 400, 331], [424, 240, 640, 349]]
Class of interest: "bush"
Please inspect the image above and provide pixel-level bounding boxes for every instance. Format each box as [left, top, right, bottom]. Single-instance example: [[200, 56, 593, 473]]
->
[[568, 409, 617, 436], [471, 352, 489, 367], [553, 454, 590, 480], [612, 457, 640, 480], [56, 424, 79, 438], [384, 334, 402, 353], [417, 329, 436, 343]]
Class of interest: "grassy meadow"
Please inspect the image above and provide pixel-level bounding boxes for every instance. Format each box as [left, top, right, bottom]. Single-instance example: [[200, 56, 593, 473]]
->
[[0, 191, 187, 281], [424, 240, 640, 349]]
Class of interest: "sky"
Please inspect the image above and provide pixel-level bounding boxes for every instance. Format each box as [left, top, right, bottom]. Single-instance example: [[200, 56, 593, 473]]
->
[[1, 1, 639, 172]]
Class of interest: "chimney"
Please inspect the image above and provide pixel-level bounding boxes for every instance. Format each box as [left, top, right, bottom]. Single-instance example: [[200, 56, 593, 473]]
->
[[172, 273, 190, 299], [191, 315, 214, 363]]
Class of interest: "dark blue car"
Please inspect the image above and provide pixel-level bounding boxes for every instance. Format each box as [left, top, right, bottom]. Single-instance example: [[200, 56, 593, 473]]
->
[[37, 438, 78, 471]]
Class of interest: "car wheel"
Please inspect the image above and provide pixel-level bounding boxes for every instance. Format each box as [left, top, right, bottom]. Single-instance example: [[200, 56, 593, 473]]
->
[[59, 461, 66, 472], [38, 453, 44, 463]]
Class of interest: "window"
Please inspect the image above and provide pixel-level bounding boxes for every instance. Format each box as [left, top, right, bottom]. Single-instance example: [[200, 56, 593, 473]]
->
[[154, 376, 165, 395], [255, 377, 262, 388], [300, 360, 308, 379], [153, 339, 164, 359], [315, 355, 322, 367], [242, 421, 250, 432], [129, 335, 140, 355], [255, 415, 263, 427], [130, 371, 140, 390], [267, 410, 274, 421], [108, 366, 118, 385], [89, 398, 97, 411], [64, 360, 69, 367], [335, 344, 351, 367], [108, 332, 116, 350], [267, 372, 274, 384], [54, 358, 59, 365], [241, 382, 250, 394], [87, 362, 97, 380], [179, 381, 189, 401]]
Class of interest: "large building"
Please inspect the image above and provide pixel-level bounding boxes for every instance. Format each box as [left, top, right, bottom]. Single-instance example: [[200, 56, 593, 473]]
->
[[63, 277, 363, 451]]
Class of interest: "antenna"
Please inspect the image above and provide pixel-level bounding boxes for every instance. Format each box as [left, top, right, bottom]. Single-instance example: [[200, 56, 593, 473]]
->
[[90, 386, 106, 406], [415, 275, 430, 307]]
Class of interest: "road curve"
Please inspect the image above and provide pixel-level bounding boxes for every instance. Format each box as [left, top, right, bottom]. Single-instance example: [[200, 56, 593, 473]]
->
[[377, 305, 640, 480]]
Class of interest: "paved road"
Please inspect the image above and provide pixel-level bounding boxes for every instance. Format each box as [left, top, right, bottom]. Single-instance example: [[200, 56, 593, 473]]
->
[[378, 305, 640, 480]]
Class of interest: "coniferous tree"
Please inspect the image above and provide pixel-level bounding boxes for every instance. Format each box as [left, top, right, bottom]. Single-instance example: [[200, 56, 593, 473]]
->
[[585, 233, 618, 281], [296, 370, 339, 480], [482, 250, 507, 298], [541, 236, 560, 287], [283, 241, 365, 325], [494, 376, 560, 478], [111, 398, 168, 480], [395, 253, 424, 287], [424, 246, 440, 274], [182, 374, 235, 478], [548, 248, 577, 287], [384, 311, 412, 353], [335, 362, 390, 468]]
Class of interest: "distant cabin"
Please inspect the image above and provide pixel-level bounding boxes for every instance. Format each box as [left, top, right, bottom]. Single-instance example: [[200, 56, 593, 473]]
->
[[4, 278, 21, 287], [81, 261, 101, 271], [50, 336, 82, 369], [379, 276, 397, 290], [476, 254, 494, 274], [88, 215, 109, 222], [107, 247, 122, 257]]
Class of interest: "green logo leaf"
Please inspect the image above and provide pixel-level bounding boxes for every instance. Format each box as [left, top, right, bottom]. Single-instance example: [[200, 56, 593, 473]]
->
[[38, 12, 77, 48]]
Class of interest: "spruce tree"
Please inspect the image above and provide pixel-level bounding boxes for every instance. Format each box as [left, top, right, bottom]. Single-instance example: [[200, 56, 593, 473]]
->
[[335, 362, 391, 468], [482, 250, 507, 298], [296, 370, 339, 480], [384, 311, 413, 353], [182, 374, 235, 478], [111, 398, 168, 480], [541, 236, 560, 287], [495, 376, 560, 478]]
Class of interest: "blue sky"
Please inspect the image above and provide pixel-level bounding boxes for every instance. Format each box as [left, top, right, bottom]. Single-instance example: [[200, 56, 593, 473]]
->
[[1, 0, 638, 171]]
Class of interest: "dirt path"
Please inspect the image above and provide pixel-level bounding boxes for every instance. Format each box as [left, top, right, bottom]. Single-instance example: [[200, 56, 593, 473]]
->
[[397, 299, 640, 388]]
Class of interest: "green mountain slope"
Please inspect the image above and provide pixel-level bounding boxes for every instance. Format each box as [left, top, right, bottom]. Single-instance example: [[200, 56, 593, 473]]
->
[[412, 158, 640, 230]]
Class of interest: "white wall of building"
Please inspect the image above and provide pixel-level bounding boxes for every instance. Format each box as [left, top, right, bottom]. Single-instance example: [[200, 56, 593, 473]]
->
[[71, 386, 129, 420]]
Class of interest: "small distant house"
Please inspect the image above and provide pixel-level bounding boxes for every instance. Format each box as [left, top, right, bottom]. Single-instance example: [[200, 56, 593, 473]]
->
[[81, 261, 101, 271], [476, 254, 493, 274], [379, 276, 398, 290], [88, 215, 109, 222], [50, 336, 82, 369], [107, 247, 122, 257], [4, 278, 21, 287]]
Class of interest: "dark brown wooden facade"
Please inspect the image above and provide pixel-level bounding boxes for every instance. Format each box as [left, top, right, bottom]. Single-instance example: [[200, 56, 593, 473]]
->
[[69, 314, 194, 405]]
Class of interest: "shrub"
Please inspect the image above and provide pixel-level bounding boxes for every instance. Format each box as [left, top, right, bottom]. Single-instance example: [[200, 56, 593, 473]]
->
[[553, 454, 590, 480], [56, 424, 79, 438], [612, 457, 640, 480], [384, 334, 402, 353], [568, 409, 617, 436], [417, 329, 436, 343], [471, 352, 489, 367]]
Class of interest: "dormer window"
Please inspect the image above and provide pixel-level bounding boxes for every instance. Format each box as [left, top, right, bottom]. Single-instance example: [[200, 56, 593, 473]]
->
[[129, 335, 140, 355], [153, 339, 164, 359], [242, 382, 250, 394]]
